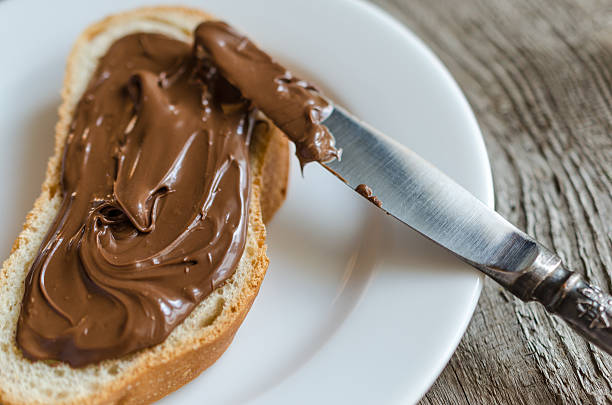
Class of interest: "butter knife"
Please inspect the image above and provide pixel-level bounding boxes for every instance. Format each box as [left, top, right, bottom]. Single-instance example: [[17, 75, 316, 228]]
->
[[321, 105, 612, 354]]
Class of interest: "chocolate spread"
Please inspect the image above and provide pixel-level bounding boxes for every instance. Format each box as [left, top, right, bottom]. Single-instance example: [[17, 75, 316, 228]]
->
[[355, 184, 382, 208], [17, 20, 340, 367], [194, 21, 340, 167], [17, 31, 253, 367]]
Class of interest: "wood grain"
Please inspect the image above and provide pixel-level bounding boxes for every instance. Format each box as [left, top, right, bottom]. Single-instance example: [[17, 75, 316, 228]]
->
[[367, 0, 612, 403]]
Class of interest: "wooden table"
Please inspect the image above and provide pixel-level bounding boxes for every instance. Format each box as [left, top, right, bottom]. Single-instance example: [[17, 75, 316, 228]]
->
[[368, 0, 612, 403]]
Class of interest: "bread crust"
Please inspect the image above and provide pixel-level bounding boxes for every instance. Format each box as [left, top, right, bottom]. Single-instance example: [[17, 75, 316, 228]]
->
[[0, 6, 289, 405], [260, 130, 290, 223]]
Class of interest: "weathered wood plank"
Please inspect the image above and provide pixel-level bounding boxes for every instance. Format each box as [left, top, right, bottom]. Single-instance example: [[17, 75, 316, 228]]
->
[[368, 0, 612, 403]]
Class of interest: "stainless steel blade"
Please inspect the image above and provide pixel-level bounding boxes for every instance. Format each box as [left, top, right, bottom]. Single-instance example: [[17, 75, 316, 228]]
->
[[324, 106, 537, 277], [322, 106, 612, 354]]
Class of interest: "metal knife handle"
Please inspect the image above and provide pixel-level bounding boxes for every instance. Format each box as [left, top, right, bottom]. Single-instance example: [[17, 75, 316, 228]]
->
[[487, 247, 612, 354]]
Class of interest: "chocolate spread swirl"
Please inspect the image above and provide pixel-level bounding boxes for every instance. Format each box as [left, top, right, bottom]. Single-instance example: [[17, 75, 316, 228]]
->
[[17, 20, 339, 367], [195, 21, 340, 167], [17, 31, 253, 367]]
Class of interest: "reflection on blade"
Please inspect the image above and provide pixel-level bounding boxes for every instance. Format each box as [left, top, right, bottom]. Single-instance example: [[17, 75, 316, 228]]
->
[[322, 106, 539, 275]]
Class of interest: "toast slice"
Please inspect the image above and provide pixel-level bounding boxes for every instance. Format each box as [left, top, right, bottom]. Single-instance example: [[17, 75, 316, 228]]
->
[[0, 6, 289, 405]]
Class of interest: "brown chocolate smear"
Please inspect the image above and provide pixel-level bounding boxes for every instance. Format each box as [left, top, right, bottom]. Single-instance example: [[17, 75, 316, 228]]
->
[[194, 21, 340, 168], [17, 32, 253, 367], [355, 184, 382, 208]]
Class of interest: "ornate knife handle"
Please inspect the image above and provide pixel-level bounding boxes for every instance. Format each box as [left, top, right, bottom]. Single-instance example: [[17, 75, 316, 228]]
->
[[534, 269, 612, 354], [487, 248, 612, 354]]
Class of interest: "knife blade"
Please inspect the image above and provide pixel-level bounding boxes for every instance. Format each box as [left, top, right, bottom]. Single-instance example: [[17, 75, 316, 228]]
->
[[322, 105, 612, 354]]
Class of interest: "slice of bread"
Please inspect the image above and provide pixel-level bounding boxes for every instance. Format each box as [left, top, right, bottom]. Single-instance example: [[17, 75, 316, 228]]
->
[[0, 6, 289, 405]]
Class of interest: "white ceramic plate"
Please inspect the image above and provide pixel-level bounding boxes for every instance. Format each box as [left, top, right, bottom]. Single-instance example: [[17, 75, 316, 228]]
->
[[0, 0, 493, 403]]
